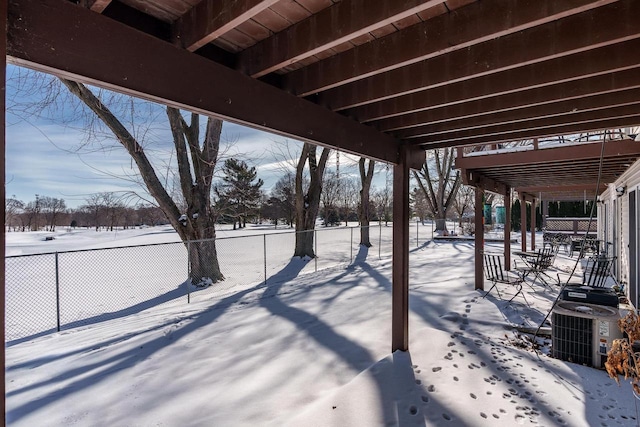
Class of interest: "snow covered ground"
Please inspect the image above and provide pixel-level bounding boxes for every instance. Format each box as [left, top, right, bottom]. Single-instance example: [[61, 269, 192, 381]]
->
[[5, 227, 640, 426]]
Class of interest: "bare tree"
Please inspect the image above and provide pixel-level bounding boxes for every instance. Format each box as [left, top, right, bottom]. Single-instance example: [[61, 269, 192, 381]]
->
[[40, 196, 66, 231], [358, 158, 376, 247], [23, 195, 42, 231], [320, 171, 340, 226], [294, 143, 330, 258], [271, 172, 296, 227], [58, 79, 223, 285], [452, 184, 475, 230], [411, 187, 430, 224], [340, 178, 358, 226], [413, 148, 461, 234], [6, 196, 24, 232], [82, 193, 105, 231]]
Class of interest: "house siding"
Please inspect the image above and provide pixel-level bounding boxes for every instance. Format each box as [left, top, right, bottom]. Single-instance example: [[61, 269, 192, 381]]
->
[[599, 156, 640, 308]]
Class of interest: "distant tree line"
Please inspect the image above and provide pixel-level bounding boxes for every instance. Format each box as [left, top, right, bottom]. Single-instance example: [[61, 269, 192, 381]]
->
[[5, 193, 167, 232]]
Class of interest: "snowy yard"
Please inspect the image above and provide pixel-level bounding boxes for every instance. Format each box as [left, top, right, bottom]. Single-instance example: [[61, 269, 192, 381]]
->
[[5, 227, 640, 426]]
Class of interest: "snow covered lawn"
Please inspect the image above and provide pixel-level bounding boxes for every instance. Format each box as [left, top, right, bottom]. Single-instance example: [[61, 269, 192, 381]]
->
[[5, 233, 640, 426]]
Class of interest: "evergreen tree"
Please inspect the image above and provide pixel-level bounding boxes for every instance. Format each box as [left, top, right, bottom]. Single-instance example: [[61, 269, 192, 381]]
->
[[216, 159, 264, 229]]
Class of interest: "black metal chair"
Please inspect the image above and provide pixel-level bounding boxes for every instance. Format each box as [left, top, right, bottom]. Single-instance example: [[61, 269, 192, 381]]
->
[[515, 248, 556, 289], [483, 253, 528, 305], [583, 256, 616, 287]]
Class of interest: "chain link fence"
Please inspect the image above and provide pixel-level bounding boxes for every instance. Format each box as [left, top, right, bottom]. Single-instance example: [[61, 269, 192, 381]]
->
[[6, 222, 439, 342]]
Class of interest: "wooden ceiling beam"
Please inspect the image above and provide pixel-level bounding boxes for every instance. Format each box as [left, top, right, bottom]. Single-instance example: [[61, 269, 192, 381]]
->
[[375, 68, 640, 132], [352, 40, 640, 123], [414, 104, 640, 145], [395, 88, 640, 138], [320, 0, 640, 111], [237, 0, 446, 78], [423, 115, 640, 148], [518, 184, 607, 194], [7, 0, 402, 164], [462, 171, 508, 194], [172, 0, 279, 52], [82, 0, 111, 13], [286, 0, 615, 97], [454, 139, 640, 169]]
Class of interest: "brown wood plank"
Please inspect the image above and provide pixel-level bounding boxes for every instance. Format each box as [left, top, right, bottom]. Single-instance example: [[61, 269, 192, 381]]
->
[[392, 146, 412, 352], [370, 24, 397, 39], [286, 0, 617, 97], [85, 0, 112, 13], [319, 0, 639, 110], [270, 0, 312, 22], [374, 69, 640, 132], [238, 0, 447, 77], [350, 39, 640, 123], [423, 116, 640, 148], [253, 7, 296, 33], [7, 0, 401, 165], [1, 0, 7, 415], [235, 19, 273, 43], [412, 104, 640, 145], [454, 140, 640, 170], [394, 88, 640, 138], [294, 0, 334, 14], [173, 0, 280, 51]]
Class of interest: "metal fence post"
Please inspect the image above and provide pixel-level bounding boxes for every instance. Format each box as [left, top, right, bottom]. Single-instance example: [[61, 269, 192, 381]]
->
[[379, 221, 382, 259], [55, 252, 61, 332], [187, 240, 191, 304], [416, 220, 419, 247], [314, 229, 318, 272], [350, 227, 353, 264], [263, 233, 267, 285]]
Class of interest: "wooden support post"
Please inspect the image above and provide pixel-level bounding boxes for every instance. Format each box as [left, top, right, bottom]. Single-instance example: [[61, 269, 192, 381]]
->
[[520, 193, 527, 252], [504, 187, 511, 270], [392, 147, 410, 352], [530, 198, 536, 251], [474, 186, 485, 290], [1, 0, 7, 417]]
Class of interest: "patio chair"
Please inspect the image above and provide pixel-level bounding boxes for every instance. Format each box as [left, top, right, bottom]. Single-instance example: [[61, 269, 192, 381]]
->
[[570, 237, 600, 258], [483, 253, 529, 306], [583, 256, 617, 287], [515, 248, 557, 289]]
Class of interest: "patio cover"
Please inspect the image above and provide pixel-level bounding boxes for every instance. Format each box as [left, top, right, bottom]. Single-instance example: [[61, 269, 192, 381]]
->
[[3, 2, 640, 400]]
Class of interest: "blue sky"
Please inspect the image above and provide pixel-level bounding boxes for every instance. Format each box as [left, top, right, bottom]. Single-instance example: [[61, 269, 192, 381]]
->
[[5, 65, 376, 208]]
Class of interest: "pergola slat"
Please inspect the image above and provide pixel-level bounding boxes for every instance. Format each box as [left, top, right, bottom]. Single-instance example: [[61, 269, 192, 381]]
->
[[396, 88, 640, 139], [237, 0, 446, 78], [320, 0, 640, 111], [172, 0, 280, 52], [285, 0, 614, 96], [375, 69, 640, 132], [351, 40, 640, 123], [414, 108, 640, 147]]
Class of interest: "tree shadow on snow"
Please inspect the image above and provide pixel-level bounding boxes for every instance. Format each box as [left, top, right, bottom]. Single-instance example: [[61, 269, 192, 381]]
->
[[260, 255, 412, 426], [5, 278, 270, 423], [5, 280, 207, 347]]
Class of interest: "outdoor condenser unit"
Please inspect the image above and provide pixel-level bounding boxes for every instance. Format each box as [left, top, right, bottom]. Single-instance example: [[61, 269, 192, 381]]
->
[[551, 301, 623, 369]]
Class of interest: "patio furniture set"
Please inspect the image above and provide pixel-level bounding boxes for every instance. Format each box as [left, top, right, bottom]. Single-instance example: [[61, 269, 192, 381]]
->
[[483, 240, 617, 306]]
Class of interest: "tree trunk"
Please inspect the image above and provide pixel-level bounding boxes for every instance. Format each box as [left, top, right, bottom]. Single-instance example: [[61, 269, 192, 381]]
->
[[358, 158, 375, 247], [294, 228, 315, 259], [188, 237, 223, 285], [435, 217, 448, 232], [294, 143, 330, 258]]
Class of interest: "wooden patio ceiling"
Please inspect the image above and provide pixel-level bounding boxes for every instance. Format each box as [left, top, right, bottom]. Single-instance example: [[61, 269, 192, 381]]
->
[[455, 138, 640, 201], [5, 0, 640, 167]]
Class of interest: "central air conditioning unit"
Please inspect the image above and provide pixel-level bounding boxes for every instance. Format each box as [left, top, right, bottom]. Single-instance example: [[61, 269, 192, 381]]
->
[[551, 301, 623, 369]]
